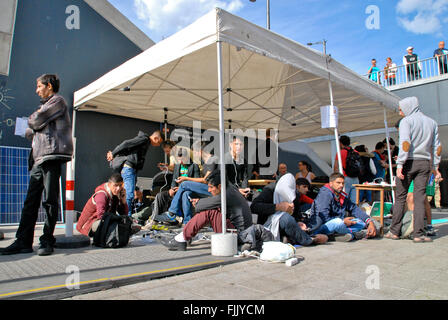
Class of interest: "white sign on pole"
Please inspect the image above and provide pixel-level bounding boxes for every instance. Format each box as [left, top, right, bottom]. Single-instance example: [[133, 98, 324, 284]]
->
[[320, 105, 338, 128]]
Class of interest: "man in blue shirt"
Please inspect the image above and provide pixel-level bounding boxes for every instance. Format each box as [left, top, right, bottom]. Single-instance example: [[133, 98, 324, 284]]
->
[[434, 41, 448, 75], [367, 59, 381, 84]]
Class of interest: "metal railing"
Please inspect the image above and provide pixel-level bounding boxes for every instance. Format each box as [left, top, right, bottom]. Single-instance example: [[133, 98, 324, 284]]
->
[[364, 54, 448, 88]]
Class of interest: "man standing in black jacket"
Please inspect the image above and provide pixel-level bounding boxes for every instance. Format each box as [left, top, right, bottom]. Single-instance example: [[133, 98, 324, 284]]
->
[[1, 74, 73, 256], [107, 130, 162, 216]]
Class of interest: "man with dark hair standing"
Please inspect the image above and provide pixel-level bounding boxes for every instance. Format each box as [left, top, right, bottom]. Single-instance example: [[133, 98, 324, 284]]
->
[[1, 74, 73, 256], [386, 97, 442, 243], [107, 130, 163, 216], [333, 135, 360, 203]]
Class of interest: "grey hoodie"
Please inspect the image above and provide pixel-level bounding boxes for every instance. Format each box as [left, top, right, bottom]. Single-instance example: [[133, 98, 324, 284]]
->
[[396, 97, 441, 169]]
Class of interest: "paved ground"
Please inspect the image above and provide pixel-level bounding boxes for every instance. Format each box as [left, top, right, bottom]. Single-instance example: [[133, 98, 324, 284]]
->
[[68, 211, 448, 301], [1, 211, 448, 301]]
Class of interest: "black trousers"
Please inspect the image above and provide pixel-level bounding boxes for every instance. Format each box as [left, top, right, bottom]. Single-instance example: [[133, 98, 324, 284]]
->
[[153, 190, 173, 216], [16, 160, 62, 247], [390, 160, 430, 238]]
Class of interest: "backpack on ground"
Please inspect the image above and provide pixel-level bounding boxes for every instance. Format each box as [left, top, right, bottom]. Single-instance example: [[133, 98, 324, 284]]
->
[[344, 147, 364, 178], [93, 212, 133, 248]]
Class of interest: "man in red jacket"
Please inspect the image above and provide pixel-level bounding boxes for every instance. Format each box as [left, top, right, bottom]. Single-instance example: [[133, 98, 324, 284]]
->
[[77, 173, 129, 237]]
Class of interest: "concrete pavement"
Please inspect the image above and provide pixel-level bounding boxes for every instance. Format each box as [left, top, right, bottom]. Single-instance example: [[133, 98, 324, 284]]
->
[[1, 211, 448, 300]]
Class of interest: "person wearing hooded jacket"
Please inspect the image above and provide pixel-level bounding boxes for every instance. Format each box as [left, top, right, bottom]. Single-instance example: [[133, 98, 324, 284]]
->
[[386, 97, 442, 243]]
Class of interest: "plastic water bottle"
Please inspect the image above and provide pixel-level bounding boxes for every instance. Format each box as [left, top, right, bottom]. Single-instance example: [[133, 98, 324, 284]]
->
[[129, 233, 154, 245], [285, 257, 299, 267]]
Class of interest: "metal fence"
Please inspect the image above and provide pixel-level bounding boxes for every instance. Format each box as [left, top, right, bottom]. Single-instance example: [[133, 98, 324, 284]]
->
[[0, 146, 63, 225], [365, 54, 448, 88]]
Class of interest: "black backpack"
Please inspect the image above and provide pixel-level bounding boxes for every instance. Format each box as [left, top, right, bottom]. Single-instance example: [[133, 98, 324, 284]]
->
[[344, 147, 364, 178], [93, 212, 133, 248]]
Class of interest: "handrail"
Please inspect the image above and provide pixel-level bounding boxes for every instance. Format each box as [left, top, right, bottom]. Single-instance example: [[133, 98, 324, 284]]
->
[[364, 54, 448, 88]]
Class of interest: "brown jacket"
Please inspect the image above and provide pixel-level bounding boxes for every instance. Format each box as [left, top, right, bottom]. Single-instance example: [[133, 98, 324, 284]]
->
[[25, 94, 73, 170], [76, 183, 128, 236]]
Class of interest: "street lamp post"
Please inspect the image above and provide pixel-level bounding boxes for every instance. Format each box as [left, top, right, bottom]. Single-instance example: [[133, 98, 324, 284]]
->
[[250, 0, 270, 30], [307, 39, 327, 55]]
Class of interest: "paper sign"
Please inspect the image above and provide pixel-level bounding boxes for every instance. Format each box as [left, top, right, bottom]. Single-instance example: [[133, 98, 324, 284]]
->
[[14, 117, 29, 137], [320, 105, 338, 128]]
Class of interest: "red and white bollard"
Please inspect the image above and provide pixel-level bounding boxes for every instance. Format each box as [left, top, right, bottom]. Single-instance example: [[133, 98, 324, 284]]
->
[[65, 160, 75, 237]]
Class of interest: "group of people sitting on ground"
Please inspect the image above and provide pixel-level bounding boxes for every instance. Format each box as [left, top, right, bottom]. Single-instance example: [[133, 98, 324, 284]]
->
[[75, 130, 384, 253], [1, 72, 439, 257], [75, 94, 443, 251]]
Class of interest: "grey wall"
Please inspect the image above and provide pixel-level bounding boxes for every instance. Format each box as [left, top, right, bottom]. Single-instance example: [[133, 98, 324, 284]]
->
[[391, 78, 448, 126], [0, 0, 162, 211], [74, 111, 166, 210]]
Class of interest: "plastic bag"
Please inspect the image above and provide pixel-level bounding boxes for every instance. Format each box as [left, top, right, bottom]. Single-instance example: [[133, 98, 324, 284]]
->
[[259, 241, 296, 262]]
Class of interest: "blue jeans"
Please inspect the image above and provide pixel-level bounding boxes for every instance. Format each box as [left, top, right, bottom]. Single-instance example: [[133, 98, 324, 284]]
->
[[359, 190, 372, 203], [121, 166, 137, 216], [168, 181, 211, 224], [278, 213, 313, 246], [313, 217, 366, 235], [344, 176, 359, 203]]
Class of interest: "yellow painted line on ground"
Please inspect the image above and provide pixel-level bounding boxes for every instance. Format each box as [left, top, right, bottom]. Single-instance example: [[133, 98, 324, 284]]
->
[[0, 259, 226, 298]]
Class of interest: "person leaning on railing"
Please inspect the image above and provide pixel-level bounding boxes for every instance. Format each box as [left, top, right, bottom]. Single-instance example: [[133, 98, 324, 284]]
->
[[384, 57, 397, 86], [403, 46, 422, 82], [367, 58, 381, 85], [434, 41, 448, 75]]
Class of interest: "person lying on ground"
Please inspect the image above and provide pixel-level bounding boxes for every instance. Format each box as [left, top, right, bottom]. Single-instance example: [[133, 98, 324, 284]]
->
[[254, 174, 327, 246]]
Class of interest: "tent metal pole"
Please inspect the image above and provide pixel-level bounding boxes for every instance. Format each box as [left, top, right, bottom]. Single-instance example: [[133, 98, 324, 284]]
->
[[325, 53, 343, 174], [383, 108, 395, 203], [217, 40, 227, 234], [164, 108, 168, 164]]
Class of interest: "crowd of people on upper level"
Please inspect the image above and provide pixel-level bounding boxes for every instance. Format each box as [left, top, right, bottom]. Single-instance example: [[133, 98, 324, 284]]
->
[[367, 41, 448, 86]]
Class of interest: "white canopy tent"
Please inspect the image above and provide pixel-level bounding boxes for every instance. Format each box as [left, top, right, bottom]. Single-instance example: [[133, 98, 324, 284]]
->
[[73, 8, 401, 250]]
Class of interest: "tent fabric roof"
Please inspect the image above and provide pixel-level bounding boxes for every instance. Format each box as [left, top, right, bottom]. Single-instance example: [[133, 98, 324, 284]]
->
[[74, 8, 401, 143]]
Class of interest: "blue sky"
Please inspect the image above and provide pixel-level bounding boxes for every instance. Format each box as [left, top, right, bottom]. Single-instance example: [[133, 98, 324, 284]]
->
[[108, 0, 448, 75]]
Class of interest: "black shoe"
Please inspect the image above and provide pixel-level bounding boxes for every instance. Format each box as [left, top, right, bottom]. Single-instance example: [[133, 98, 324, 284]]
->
[[1, 240, 33, 255], [161, 237, 187, 251], [37, 243, 54, 256]]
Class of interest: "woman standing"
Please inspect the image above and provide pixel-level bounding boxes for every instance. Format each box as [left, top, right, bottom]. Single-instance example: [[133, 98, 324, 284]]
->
[[295, 161, 316, 183]]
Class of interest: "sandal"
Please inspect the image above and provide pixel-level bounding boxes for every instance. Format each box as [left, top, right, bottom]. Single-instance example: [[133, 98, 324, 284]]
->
[[413, 236, 433, 243], [384, 232, 400, 240]]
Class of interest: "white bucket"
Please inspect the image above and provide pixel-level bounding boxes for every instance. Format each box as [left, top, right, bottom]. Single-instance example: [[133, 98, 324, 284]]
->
[[211, 233, 238, 257]]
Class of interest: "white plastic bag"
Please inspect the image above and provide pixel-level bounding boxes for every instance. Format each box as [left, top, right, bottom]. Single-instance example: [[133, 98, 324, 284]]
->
[[259, 241, 296, 262]]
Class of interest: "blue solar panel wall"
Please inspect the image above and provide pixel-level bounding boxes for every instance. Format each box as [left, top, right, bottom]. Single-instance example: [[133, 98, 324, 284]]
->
[[0, 146, 62, 224]]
